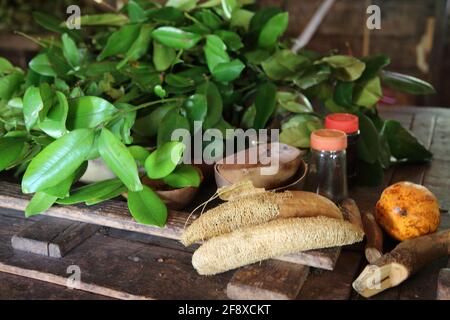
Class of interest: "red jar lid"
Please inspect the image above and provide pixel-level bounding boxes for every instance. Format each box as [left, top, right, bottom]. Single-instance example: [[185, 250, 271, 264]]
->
[[325, 113, 359, 134], [311, 129, 347, 151]]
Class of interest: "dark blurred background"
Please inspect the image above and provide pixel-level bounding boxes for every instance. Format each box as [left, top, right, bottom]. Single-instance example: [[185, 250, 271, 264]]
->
[[1, 0, 449, 107]]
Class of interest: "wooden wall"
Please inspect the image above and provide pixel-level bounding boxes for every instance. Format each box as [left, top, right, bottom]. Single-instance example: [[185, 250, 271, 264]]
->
[[260, 0, 443, 106]]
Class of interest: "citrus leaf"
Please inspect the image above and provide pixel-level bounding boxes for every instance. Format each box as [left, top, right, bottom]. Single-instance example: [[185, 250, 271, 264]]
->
[[254, 82, 277, 130], [23, 86, 44, 131], [67, 96, 117, 130], [145, 141, 185, 179], [57, 178, 125, 205], [258, 12, 289, 48], [152, 27, 202, 49], [22, 129, 94, 194], [25, 192, 57, 217], [163, 164, 201, 188], [127, 185, 168, 227], [39, 91, 68, 138], [98, 128, 143, 192]]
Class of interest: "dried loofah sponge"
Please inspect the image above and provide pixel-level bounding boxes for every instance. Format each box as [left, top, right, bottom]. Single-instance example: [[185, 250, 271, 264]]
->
[[181, 192, 290, 246], [181, 191, 342, 246], [192, 216, 364, 275]]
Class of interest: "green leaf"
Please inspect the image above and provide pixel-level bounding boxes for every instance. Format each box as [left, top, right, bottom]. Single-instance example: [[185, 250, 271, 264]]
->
[[57, 178, 125, 205], [185, 94, 207, 124], [262, 50, 309, 80], [134, 104, 177, 137], [166, 0, 199, 11], [0, 57, 14, 74], [354, 77, 382, 108], [250, 7, 283, 33], [258, 12, 289, 48], [280, 114, 322, 148], [230, 9, 254, 31], [29, 53, 57, 77], [127, 185, 168, 227], [0, 137, 27, 171], [25, 192, 57, 217], [154, 85, 167, 98], [334, 81, 354, 108], [254, 82, 277, 130], [204, 35, 230, 72], [153, 41, 177, 71], [278, 92, 313, 113], [23, 86, 44, 131], [214, 30, 243, 51], [163, 164, 201, 188], [22, 129, 94, 194], [61, 33, 80, 68], [197, 81, 223, 129], [98, 24, 141, 61], [0, 71, 24, 100], [85, 184, 127, 205], [78, 14, 129, 26], [67, 96, 117, 130], [145, 141, 185, 179], [44, 170, 77, 199], [98, 128, 143, 192], [157, 110, 191, 147], [212, 59, 245, 82], [127, 0, 147, 23], [381, 71, 435, 95], [356, 114, 379, 164], [221, 0, 238, 19], [294, 65, 331, 90], [381, 120, 433, 163], [118, 24, 154, 68], [39, 91, 68, 138], [128, 146, 150, 166], [359, 55, 390, 81], [152, 27, 202, 50], [320, 55, 366, 82]]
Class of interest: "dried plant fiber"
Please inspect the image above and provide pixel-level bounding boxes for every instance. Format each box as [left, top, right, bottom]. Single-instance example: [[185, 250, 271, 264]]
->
[[192, 216, 364, 275], [181, 191, 342, 246]]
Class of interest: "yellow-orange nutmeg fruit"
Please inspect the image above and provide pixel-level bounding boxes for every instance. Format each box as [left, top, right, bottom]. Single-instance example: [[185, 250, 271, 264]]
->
[[375, 182, 440, 241]]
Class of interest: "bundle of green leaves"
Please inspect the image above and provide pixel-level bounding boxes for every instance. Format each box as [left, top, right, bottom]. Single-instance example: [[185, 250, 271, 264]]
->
[[0, 0, 435, 226]]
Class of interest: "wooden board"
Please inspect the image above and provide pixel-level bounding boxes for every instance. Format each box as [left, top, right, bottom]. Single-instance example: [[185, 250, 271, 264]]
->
[[0, 212, 231, 300], [227, 261, 309, 300], [0, 271, 111, 300], [0, 181, 340, 270], [11, 217, 99, 258], [437, 268, 450, 300]]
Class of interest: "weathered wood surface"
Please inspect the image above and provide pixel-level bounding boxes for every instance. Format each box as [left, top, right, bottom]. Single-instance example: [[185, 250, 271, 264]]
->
[[437, 268, 450, 300], [227, 261, 309, 300], [11, 217, 99, 258], [0, 211, 231, 300], [0, 179, 341, 270], [0, 106, 448, 300]]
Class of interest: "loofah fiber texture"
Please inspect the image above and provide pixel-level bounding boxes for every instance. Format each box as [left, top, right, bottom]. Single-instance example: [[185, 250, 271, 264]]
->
[[181, 192, 293, 246], [192, 216, 365, 275]]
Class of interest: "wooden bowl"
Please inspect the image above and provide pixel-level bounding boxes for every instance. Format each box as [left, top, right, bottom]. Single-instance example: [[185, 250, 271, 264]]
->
[[214, 143, 307, 190], [137, 166, 204, 211]]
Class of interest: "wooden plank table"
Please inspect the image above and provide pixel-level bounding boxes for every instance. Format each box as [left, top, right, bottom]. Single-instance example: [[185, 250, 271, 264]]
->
[[0, 106, 448, 300]]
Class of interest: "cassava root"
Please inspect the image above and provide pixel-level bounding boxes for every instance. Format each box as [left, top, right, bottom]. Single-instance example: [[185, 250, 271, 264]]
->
[[353, 229, 450, 298]]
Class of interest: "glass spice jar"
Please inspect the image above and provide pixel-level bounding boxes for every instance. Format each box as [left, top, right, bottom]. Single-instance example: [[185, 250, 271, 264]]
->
[[325, 113, 360, 184], [306, 129, 348, 203]]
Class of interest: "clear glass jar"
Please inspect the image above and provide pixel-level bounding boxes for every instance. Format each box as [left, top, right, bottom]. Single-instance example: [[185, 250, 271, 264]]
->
[[306, 129, 348, 203], [325, 113, 360, 184]]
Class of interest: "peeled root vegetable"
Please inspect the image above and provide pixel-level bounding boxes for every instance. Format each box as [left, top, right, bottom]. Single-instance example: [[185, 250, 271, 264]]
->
[[192, 216, 364, 275], [181, 191, 343, 246]]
